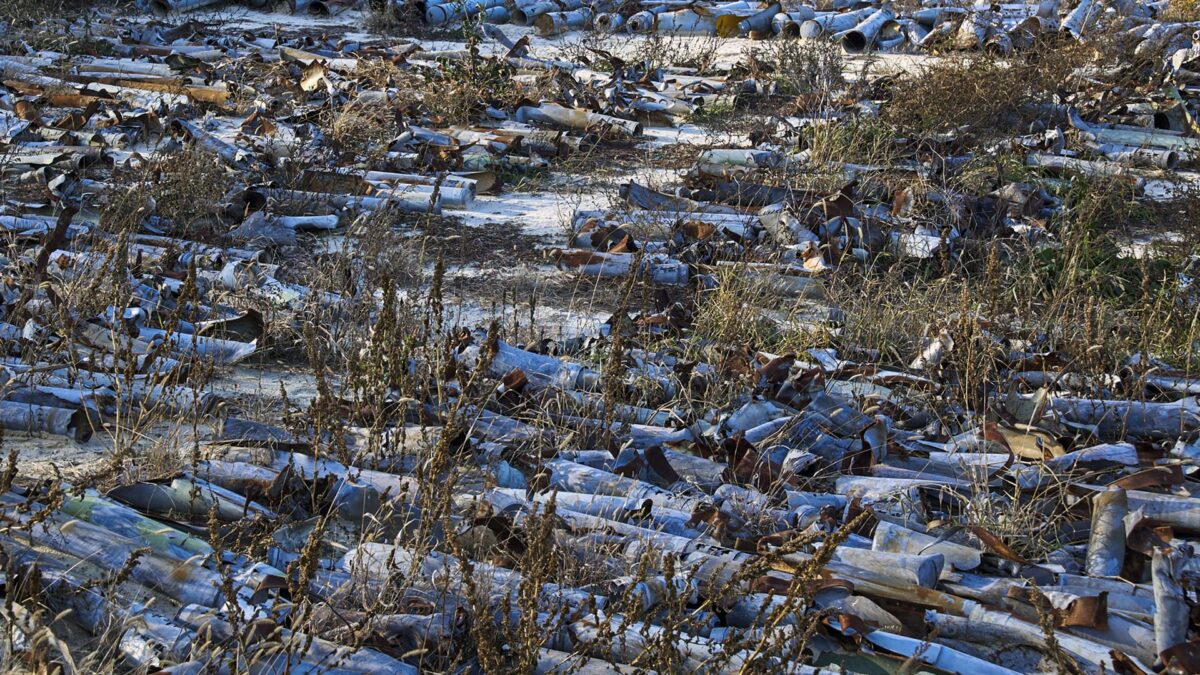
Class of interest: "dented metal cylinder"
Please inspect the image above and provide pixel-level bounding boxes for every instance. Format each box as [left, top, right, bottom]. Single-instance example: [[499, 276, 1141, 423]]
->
[[0, 400, 90, 442], [716, 3, 782, 36], [594, 12, 625, 30], [629, 8, 718, 34], [512, 0, 583, 25], [1153, 547, 1189, 656], [149, 0, 225, 18], [837, 6, 898, 53], [425, 0, 506, 25], [1095, 142, 1179, 169], [535, 8, 594, 36], [799, 7, 873, 39], [515, 102, 643, 137], [1085, 486, 1127, 577], [1061, 0, 1097, 39]]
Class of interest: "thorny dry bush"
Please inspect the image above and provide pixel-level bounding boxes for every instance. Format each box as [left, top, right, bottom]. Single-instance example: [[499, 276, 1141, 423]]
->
[[321, 102, 400, 162], [754, 38, 847, 103], [422, 54, 528, 126], [103, 149, 232, 242], [390, 33, 538, 127], [0, 0, 113, 55], [556, 26, 727, 76], [654, 33, 725, 73], [1164, 0, 1200, 20], [880, 31, 1163, 146]]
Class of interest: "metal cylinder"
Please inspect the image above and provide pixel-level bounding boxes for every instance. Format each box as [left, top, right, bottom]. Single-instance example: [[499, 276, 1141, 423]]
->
[[1085, 486, 1127, 577], [627, 10, 656, 32], [771, 9, 815, 36], [799, 7, 873, 39], [594, 12, 625, 31], [0, 401, 90, 442], [535, 7, 594, 36], [838, 7, 898, 53], [150, 0, 226, 17]]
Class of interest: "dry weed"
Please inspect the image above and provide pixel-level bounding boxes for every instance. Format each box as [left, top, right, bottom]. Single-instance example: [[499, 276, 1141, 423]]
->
[[102, 148, 231, 242], [322, 101, 398, 161]]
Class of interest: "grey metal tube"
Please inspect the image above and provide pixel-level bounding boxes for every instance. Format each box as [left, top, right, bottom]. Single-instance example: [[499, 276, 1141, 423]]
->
[[1085, 486, 1127, 577], [838, 7, 897, 52], [425, 0, 505, 24], [771, 8, 815, 35], [627, 9, 657, 32], [595, 12, 625, 30], [512, 0, 582, 25], [799, 7, 874, 39], [1061, 0, 1096, 39], [0, 400, 90, 442], [309, 0, 354, 15], [260, 187, 439, 215], [535, 8, 594, 36], [1095, 143, 1179, 169], [1153, 547, 1189, 656], [481, 5, 509, 20], [150, 0, 226, 17], [720, 2, 781, 36]]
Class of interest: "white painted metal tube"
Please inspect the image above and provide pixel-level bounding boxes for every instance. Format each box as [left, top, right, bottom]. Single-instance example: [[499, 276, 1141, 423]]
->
[[837, 6, 898, 52], [799, 7, 873, 39], [771, 8, 815, 35]]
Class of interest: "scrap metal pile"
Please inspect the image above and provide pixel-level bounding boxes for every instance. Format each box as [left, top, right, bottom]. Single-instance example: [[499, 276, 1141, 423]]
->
[[144, 0, 1200, 57], [0, 4, 1198, 675], [429, 0, 1160, 42]]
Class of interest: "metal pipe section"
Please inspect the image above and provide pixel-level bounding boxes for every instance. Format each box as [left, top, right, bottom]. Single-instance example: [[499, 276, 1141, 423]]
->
[[837, 6, 899, 52], [425, 0, 506, 25], [799, 7, 874, 39], [150, 0, 226, 18]]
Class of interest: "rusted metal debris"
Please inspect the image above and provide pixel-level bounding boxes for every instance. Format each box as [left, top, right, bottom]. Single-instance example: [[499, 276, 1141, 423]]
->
[[135, 0, 1200, 59], [0, 4, 1196, 675]]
